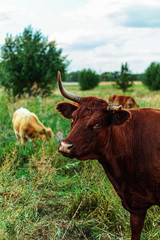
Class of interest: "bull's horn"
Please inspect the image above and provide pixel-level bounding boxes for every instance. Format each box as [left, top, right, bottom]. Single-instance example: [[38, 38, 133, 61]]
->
[[58, 71, 82, 103], [107, 105, 122, 111]]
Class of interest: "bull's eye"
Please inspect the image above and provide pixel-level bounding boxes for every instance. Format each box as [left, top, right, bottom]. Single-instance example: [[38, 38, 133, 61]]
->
[[94, 123, 101, 128]]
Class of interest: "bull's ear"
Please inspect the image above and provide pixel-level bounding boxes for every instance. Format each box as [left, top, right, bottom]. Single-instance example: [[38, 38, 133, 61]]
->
[[56, 102, 78, 119], [110, 109, 131, 126]]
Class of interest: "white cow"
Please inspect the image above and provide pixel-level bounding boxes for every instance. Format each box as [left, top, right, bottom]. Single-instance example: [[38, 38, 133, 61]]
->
[[12, 107, 53, 148]]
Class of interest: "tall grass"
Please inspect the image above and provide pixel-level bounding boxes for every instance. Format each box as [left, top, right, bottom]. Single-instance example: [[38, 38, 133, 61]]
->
[[0, 82, 160, 239]]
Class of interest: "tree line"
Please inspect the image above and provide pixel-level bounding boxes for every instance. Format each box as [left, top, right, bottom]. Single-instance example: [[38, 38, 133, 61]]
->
[[67, 70, 144, 83], [0, 26, 159, 96]]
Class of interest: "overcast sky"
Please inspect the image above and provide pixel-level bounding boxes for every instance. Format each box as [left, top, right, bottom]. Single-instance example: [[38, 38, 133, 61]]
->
[[0, 0, 160, 74]]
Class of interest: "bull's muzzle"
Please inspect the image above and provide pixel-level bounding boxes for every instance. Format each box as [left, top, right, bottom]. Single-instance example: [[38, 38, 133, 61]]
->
[[58, 141, 73, 154]]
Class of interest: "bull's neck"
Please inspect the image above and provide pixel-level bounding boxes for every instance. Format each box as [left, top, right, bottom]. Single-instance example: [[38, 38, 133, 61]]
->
[[97, 125, 132, 206]]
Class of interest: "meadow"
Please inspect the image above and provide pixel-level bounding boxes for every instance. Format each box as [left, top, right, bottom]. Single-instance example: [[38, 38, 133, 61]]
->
[[0, 82, 160, 240]]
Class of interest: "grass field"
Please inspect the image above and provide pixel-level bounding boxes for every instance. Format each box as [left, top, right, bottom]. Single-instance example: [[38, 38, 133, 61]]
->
[[0, 82, 160, 240]]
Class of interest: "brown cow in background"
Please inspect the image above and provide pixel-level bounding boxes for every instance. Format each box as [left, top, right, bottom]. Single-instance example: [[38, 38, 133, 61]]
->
[[56, 71, 160, 240], [108, 94, 139, 108]]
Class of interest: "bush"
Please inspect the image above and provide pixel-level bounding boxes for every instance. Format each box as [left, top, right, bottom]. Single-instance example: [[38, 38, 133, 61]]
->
[[79, 69, 99, 90], [0, 26, 68, 97], [143, 62, 160, 90], [114, 62, 133, 93]]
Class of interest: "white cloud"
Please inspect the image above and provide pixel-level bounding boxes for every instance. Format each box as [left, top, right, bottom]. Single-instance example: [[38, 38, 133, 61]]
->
[[1, 0, 160, 73], [54, 0, 160, 73]]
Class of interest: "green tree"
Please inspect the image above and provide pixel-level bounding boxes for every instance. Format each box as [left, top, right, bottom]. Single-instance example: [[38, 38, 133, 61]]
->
[[67, 71, 80, 82], [99, 72, 115, 82], [132, 73, 144, 82], [0, 63, 3, 85], [79, 69, 99, 90], [115, 62, 133, 93], [143, 62, 160, 90], [0, 26, 69, 97]]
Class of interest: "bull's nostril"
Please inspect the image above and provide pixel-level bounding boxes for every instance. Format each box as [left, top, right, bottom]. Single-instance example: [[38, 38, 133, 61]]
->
[[59, 141, 73, 154], [68, 144, 73, 150]]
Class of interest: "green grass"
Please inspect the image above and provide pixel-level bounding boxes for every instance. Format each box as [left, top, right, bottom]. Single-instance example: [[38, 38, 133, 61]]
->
[[0, 82, 160, 239]]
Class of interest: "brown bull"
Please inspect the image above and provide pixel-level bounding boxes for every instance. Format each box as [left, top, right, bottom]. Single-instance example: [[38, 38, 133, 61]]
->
[[56, 71, 160, 240], [108, 94, 139, 108]]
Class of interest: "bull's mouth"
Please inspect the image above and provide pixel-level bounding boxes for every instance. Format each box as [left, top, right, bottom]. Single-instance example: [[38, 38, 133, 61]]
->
[[58, 148, 96, 160], [58, 151, 77, 159]]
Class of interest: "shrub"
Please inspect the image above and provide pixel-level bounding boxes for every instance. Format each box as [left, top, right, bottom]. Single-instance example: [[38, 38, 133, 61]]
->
[[0, 26, 68, 97], [114, 62, 133, 93], [79, 69, 99, 90], [143, 62, 160, 90]]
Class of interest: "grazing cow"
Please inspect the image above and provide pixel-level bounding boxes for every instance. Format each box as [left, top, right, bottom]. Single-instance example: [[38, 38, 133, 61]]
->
[[13, 107, 53, 148], [56, 71, 160, 240], [108, 94, 139, 108]]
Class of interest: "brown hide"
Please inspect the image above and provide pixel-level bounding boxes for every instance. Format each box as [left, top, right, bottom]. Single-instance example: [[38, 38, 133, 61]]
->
[[109, 94, 139, 108], [56, 73, 160, 240]]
